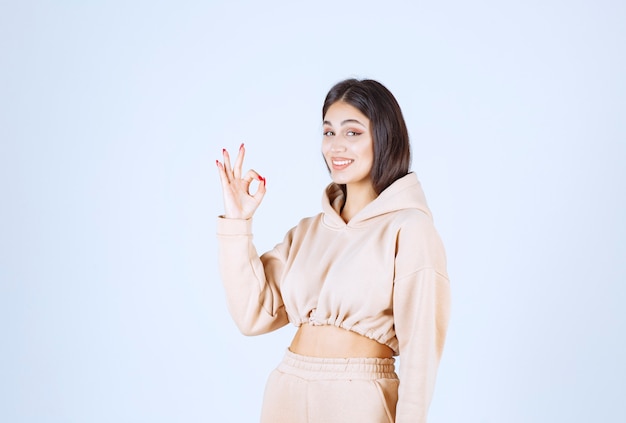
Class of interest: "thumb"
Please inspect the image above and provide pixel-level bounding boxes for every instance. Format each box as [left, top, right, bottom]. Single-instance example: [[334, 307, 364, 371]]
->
[[251, 174, 267, 203]]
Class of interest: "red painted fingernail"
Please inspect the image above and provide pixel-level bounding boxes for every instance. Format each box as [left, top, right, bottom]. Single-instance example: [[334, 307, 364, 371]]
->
[[240, 143, 244, 150], [259, 176, 266, 185], [215, 160, 220, 166], [222, 148, 226, 154]]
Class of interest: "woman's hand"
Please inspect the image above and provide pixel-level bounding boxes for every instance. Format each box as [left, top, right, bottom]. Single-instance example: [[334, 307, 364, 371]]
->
[[216, 144, 266, 220]]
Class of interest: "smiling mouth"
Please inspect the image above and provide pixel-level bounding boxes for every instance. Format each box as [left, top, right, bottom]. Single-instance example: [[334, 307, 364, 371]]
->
[[332, 159, 354, 168]]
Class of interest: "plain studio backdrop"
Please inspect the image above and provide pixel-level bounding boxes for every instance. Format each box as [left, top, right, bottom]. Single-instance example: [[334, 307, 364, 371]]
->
[[1, 1, 625, 422]]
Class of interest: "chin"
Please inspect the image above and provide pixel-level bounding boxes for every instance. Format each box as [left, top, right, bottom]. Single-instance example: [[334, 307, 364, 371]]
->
[[330, 175, 349, 185]]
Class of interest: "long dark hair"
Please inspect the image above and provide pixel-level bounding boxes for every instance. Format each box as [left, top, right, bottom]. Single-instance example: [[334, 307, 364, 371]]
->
[[322, 79, 411, 195]]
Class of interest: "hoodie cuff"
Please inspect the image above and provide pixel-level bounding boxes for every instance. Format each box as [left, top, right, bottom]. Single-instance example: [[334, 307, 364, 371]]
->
[[216, 216, 252, 236]]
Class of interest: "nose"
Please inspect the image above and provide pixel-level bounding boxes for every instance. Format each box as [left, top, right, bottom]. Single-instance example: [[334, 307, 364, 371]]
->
[[329, 137, 347, 153]]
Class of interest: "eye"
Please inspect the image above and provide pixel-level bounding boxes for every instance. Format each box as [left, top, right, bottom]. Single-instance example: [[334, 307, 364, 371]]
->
[[323, 130, 334, 136], [346, 130, 362, 136]]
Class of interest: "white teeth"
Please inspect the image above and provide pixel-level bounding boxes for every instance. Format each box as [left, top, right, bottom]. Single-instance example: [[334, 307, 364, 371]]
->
[[333, 159, 353, 166]]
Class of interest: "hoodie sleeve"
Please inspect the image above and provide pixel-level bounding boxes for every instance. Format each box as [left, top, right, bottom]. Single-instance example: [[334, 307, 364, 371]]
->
[[216, 216, 290, 335], [393, 217, 451, 423]]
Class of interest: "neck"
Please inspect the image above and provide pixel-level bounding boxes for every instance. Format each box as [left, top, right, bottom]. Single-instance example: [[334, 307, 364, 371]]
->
[[340, 182, 377, 223]]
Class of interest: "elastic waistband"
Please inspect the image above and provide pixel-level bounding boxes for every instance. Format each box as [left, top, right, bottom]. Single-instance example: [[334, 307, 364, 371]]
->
[[277, 349, 398, 381]]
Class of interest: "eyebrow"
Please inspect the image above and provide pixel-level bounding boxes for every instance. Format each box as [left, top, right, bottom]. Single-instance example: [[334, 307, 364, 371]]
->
[[323, 119, 366, 127]]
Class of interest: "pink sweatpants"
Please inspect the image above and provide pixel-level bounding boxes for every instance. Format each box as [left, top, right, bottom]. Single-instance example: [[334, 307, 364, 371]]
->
[[260, 349, 399, 423]]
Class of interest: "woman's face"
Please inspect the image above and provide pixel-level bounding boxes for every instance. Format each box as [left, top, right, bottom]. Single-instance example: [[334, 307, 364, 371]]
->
[[322, 101, 374, 190]]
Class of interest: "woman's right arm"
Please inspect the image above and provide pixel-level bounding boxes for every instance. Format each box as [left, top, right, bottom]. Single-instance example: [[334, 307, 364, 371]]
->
[[217, 218, 291, 335], [215, 145, 289, 335]]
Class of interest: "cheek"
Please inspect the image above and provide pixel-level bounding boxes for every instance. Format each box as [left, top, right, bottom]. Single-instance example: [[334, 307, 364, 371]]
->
[[321, 139, 332, 155], [358, 142, 374, 158]]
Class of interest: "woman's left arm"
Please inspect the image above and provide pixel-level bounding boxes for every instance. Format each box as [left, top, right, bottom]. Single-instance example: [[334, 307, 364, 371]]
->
[[393, 218, 451, 423]]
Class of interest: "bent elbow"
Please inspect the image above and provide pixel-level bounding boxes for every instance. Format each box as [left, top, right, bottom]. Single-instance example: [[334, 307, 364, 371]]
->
[[237, 324, 264, 337], [233, 312, 287, 336]]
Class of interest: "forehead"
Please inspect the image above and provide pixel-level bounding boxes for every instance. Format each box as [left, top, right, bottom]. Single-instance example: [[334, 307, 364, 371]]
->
[[323, 101, 369, 125]]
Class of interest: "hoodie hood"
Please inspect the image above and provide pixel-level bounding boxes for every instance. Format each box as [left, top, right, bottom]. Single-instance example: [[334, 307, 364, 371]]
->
[[321, 172, 432, 229]]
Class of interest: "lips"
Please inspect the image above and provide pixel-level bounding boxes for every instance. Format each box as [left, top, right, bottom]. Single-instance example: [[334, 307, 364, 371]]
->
[[331, 158, 354, 170]]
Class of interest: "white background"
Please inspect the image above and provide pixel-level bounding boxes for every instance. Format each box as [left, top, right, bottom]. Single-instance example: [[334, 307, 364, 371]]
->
[[1, 1, 625, 422]]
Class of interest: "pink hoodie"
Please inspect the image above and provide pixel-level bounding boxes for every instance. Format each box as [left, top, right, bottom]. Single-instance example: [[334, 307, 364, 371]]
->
[[217, 172, 450, 422]]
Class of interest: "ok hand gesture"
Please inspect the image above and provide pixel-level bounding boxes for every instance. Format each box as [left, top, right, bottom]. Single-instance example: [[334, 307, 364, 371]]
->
[[216, 144, 266, 220]]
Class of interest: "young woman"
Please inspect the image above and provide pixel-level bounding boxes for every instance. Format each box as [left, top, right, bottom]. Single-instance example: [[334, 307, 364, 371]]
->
[[216, 79, 450, 423]]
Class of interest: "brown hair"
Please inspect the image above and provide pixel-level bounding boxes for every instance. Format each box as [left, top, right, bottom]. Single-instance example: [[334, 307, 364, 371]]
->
[[322, 79, 411, 195]]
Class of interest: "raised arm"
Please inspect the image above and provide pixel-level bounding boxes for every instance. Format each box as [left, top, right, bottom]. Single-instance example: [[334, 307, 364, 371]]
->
[[216, 145, 289, 335]]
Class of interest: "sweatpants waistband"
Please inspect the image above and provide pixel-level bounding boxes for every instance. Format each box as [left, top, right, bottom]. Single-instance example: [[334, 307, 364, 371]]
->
[[278, 349, 398, 381]]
